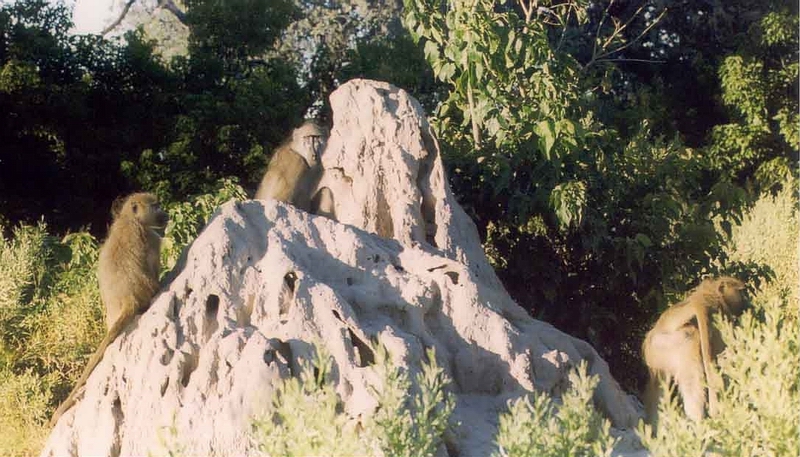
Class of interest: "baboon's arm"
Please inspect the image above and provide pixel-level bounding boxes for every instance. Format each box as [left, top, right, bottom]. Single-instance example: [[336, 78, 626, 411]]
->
[[694, 303, 722, 414], [654, 301, 696, 332]]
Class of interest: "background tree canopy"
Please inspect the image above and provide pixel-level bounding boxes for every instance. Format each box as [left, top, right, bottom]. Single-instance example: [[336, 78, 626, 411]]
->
[[0, 0, 796, 397]]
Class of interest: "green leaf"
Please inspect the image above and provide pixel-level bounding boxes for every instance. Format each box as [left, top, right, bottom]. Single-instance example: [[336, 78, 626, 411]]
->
[[534, 120, 557, 160], [635, 234, 653, 248]]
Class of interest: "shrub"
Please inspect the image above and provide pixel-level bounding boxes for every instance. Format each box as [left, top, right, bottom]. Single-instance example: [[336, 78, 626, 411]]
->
[[0, 222, 103, 456], [160, 177, 248, 270], [0, 368, 53, 457], [252, 346, 454, 457], [368, 346, 454, 457], [493, 363, 616, 457]]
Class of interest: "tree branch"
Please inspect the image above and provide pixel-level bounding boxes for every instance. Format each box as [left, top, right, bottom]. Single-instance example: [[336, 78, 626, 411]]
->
[[159, 0, 187, 25], [100, 0, 187, 36], [101, 0, 137, 36]]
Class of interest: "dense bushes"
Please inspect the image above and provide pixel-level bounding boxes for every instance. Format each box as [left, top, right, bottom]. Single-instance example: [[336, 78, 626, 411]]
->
[[0, 223, 102, 454]]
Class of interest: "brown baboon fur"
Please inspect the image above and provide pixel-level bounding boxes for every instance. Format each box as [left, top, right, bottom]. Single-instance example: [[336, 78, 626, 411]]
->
[[642, 276, 747, 425], [49, 192, 168, 427], [255, 121, 330, 213]]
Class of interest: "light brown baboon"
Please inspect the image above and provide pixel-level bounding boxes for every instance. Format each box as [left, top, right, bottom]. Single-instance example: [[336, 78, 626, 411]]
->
[[49, 192, 168, 427], [642, 276, 747, 425], [255, 121, 329, 212]]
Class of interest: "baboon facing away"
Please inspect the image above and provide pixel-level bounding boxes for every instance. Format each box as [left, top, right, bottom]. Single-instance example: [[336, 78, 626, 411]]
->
[[255, 121, 329, 213], [49, 192, 168, 426], [642, 276, 747, 425]]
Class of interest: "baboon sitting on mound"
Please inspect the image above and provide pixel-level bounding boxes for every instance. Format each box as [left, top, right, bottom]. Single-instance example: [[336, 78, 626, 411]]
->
[[49, 192, 168, 426], [642, 276, 747, 425], [255, 121, 329, 213]]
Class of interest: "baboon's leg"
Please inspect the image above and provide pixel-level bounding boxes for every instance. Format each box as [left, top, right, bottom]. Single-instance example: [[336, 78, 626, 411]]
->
[[311, 187, 336, 220], [706, 367, 724, 416], [643, 374, 662, 425], [676, 357, 706, 421]]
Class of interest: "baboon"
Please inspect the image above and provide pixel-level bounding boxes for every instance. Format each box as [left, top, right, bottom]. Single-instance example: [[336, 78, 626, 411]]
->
[[642, 276, 747, 425], [255, 121, 329, 213], [49, 193, 168, 426]]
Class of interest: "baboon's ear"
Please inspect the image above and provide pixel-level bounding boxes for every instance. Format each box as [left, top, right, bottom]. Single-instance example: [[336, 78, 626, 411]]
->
[[111, 196, 126, 218], [131, 202, 139, 214]]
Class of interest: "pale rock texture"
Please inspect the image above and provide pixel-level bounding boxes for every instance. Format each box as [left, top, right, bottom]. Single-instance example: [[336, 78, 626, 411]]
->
[[41, 79, 640, 457]]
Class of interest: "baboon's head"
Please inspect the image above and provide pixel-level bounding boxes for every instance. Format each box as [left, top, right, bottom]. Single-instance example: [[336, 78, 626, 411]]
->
[[121, 192, 169, 237], [717, 276, 747, 316], [293, 121, 328, 166]]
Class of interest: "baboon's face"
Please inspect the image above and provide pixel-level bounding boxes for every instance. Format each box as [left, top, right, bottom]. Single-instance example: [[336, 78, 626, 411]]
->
[[720, 278, 747, 316], [293, 121, 328, 166], [126, 193, 169, 237]]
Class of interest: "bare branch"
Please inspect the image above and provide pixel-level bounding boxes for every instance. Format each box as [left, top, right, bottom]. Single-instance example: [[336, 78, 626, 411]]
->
[[101, 0, 137, 36], [594, 7, 668, 63], [159, 0, 187, 25], [592, 0, 614, 60], [585, 3, 668, 69], [467, 75, 482, 150], [601, 2, 645, 51], [519, 0, 533, 23], [592, 58, 666, 65], [606, 8, 667, 57], [100, 0, 187, 36]]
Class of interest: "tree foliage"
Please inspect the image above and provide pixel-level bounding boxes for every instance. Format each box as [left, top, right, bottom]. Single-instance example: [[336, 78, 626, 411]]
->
[[404, 0, 793, 387], [0, 0, 309, 234]]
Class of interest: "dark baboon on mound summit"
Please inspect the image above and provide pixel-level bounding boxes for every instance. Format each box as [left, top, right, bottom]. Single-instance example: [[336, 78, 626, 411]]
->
[[49, 192, 168, 427]]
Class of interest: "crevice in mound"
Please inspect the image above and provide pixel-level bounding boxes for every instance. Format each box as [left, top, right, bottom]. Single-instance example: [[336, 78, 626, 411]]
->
[[418, 127, 440, 247], [375, 172, 395, 239], [424, 281, 443, 323], [180, 349, 199, 388], [204, 294, 221, 341], [263, 348, 282, 366], [240, 294, 254, 327], [205, 294, 220, 318], [427, 265, 460, 284], [160, 377, 169, 397], [166, 293, 180, 320], [347, 328, 375, 367], [444, 271, 460, 285], [160, 348, 175, 366], [283, 272, 297, 294], [279, 272, 298, 319], [110, 396, 123, 457], [275, 340, 294, 375]]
